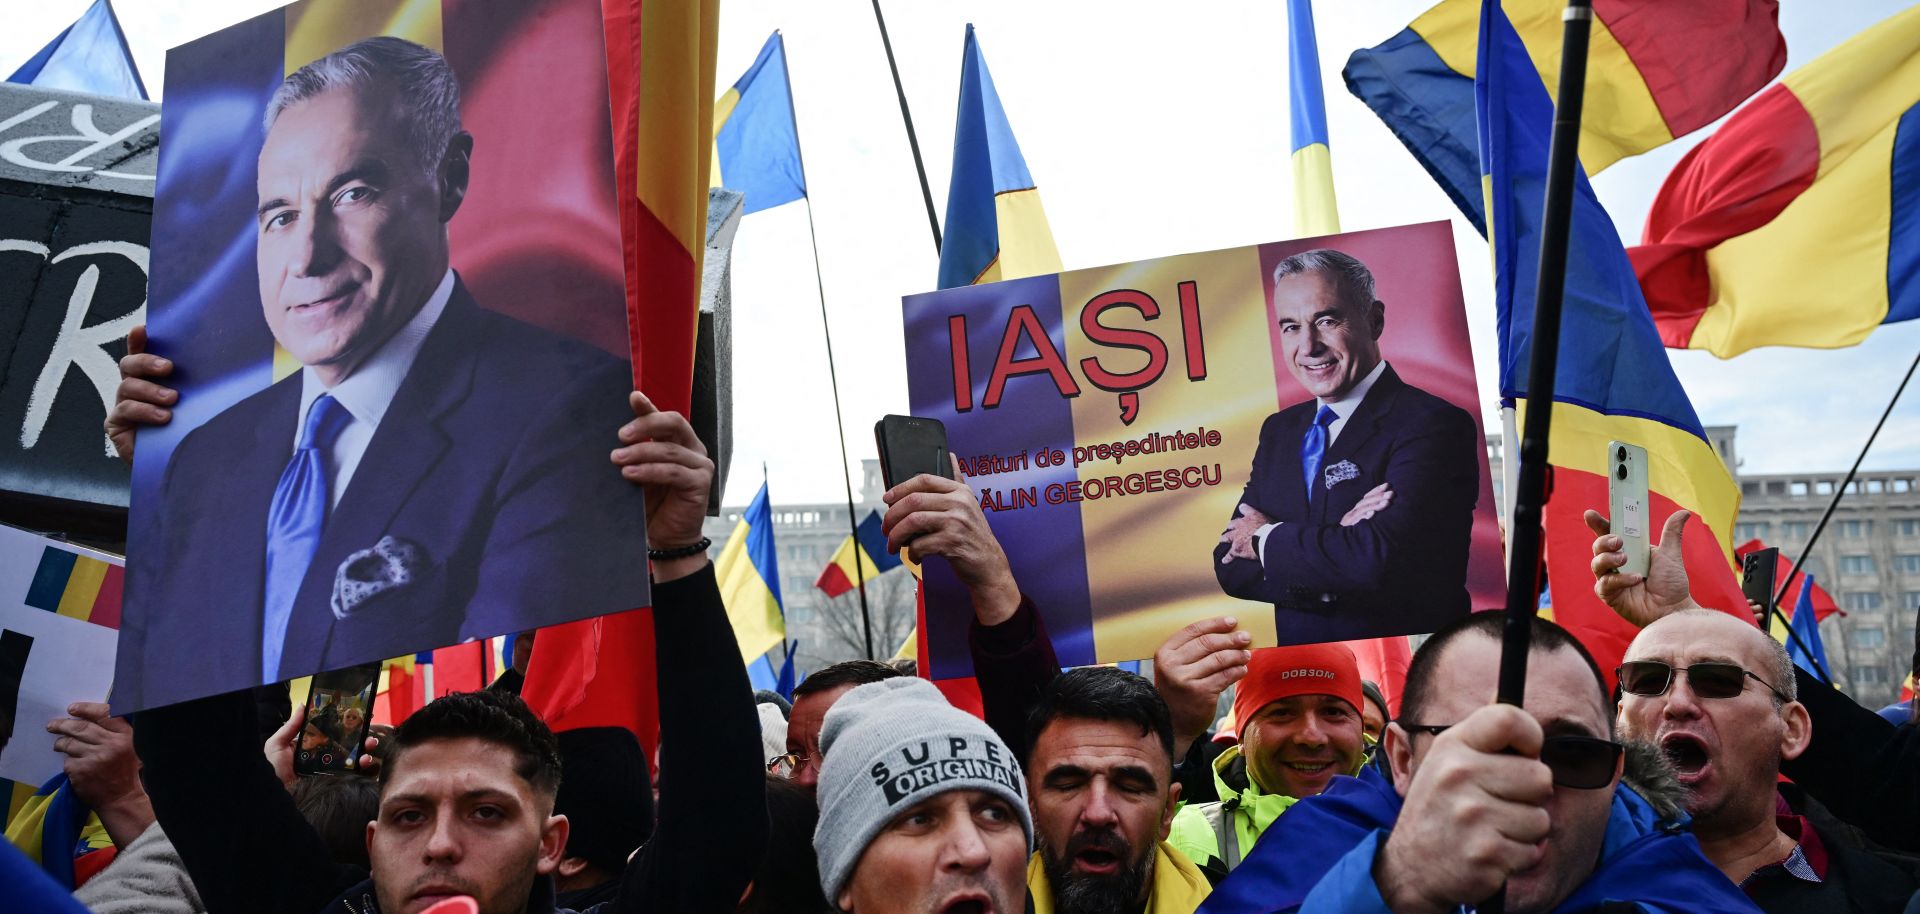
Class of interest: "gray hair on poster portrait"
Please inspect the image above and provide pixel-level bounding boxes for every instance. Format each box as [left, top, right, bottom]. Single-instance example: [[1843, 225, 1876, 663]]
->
[[1270, 248, 1380, 312], [263, 35, 464, 179]]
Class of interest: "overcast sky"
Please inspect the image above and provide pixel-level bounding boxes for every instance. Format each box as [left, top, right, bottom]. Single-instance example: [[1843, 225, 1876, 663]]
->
[[7, 0, 1916, 507]]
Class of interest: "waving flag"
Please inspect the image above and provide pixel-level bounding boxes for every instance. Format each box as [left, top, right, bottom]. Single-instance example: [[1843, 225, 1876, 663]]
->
[[6, 0, 146, 100], [1478, 0, 1747, 680], [1631, 6, 1920, 358], [1345, 0, 1785, 233], [936, 25, 1062, 291], [712, 31, 806, 215], [815, 511, 900, 598], [1287, 0, 1339, 237], [716, 483, 786, 662], [1783, 574, 1832, 682]]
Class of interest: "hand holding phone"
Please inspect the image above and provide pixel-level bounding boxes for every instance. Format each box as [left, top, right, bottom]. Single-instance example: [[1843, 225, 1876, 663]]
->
[[1742, 547, 1780, 622], [294, 662, 381, 778], [875, 415, 953, 490]]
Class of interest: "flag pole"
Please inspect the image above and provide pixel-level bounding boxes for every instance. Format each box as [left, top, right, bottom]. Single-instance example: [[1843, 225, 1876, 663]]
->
[[1496, 0, 1593, 710], [782, 35, 877, 660], [1490, 6, 1594, 908], [868, 0, 943, 256], [1765, 347, 1918, 678]]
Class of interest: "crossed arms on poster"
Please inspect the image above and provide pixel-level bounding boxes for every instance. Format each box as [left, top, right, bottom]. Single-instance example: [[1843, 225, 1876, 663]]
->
[[1213, 250, 1480, 639]]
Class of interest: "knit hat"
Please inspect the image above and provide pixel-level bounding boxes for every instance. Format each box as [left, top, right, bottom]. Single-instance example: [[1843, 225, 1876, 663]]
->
[[813, 677, 1031, 905], [1232, 643, 1363, 735]]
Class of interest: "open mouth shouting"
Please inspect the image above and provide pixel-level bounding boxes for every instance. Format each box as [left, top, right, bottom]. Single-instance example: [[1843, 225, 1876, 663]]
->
[[935, 891, 995, 914], [1659, 732, 1713, 787]]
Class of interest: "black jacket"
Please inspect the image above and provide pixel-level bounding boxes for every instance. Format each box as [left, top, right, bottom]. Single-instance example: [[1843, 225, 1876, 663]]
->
[[1743, 784, 1920, 914], [135, 563, 767, 914], [1783, 664, 1920, 854]]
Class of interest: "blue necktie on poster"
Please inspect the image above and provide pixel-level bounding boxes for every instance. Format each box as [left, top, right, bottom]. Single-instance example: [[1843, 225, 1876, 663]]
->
[[1300, 405, 1336, 501], [262, 395, 350, 680]]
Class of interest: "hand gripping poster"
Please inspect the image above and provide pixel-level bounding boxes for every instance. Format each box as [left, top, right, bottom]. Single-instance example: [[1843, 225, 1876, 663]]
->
[[903, 222, 1503, 676], [118, 0, 646, 711]]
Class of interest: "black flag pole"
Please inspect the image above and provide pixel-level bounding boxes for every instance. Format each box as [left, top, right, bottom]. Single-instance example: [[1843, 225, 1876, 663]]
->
[[1497, 0, 1594, 710], [868, 0, 943, 256], [1488, 5, 1594, 910]]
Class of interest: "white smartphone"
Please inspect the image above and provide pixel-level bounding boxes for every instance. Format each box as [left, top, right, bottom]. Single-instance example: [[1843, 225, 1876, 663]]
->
[[1607, 441, 1650, 578]]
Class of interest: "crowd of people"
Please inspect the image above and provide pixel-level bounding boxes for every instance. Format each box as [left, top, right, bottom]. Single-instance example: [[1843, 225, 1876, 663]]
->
[[7, 48, 1915, 910], [0, 315, 1908, 914]]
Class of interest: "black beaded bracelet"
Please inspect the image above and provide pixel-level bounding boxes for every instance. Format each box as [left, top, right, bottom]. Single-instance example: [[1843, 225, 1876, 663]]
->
[[647, 536, 711, 561]]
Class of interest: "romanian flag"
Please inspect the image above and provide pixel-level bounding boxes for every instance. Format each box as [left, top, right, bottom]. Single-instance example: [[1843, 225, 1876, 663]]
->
[[712, 31, 806, 215], [1780, 574, 1833, 683], [1287, 0, 1339, 238], [1477, 0, 1748, 683], [1345, 0, 1785, 233], [2, 774, 108, 889], [935, 25, 1063, 291], [522, 0, 719, 754], [5, 0, 147, 100], [815, 511, 900, 599], [1631, 6, 1920, 358], [715, 483, 786, 663], [22, 548, 121, 629]]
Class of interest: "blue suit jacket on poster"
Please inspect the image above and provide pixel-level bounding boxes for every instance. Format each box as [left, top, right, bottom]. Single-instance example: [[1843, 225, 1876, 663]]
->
[[1212, 363, 1479, 643], [1197, 764, 1763, 914], [118, 281, 649, 709]]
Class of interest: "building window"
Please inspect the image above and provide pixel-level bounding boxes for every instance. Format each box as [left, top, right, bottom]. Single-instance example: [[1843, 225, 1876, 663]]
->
[[1853, 627, 1888, 649], [1742, 482, 1761, 496], [1869, 479, 1886, 494], [1735, 522, 1768, 541], [1817, 480, 1835, 495], [1896, 478, 1915, 493], [1898, 554, 1920, 574], [1783, 521, 1813, 539], [1841, 520, 1873, 538], [1898, 519, 1920, 537], [1856, 666, 1890, 685], [1791, 482, 1809, 497], [1842, 555, 1877, 575], [1843, 592, 1883, 611], [1903, 592, 1920, 610]]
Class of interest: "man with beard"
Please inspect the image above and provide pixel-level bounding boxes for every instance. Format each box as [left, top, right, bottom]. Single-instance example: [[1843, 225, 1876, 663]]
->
[[1605, 567, 1920, 909], [1167, 643, 1367, 876], [1024, 667, 1212, 913], [815, 677, 1032, 914]]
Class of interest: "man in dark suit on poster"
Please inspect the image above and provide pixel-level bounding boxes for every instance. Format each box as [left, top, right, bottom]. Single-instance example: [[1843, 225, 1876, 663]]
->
[[114, 37, 648, 709], [1215, 249, 1479, 643]]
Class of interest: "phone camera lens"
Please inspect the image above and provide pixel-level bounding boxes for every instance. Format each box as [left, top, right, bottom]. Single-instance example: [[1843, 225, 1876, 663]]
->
[[1616, 465, 1628, 481], [1616, 446, 1627, 462]]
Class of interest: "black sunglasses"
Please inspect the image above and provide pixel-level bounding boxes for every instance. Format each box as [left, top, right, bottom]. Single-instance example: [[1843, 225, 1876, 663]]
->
[[1616, 660, 1789, 703], [1398, 724, 1623, 790]]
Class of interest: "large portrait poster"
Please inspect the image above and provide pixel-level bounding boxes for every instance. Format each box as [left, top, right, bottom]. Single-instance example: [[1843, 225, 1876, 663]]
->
[[120, 0, 647, 711], [904, 221, 1502, 677], [0, 525, 120, 787]]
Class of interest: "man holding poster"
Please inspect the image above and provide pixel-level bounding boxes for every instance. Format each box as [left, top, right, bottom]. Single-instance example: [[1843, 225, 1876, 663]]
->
[[1214, 249, 1480, 642], [118, 2, 647, 712]]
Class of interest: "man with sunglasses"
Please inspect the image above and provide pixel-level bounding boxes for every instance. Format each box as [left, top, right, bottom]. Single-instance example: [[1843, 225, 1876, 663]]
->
[[1192, 612, 1756, 914], [1618, 610, 1920, 911], [1589, 509, 1920, 859]]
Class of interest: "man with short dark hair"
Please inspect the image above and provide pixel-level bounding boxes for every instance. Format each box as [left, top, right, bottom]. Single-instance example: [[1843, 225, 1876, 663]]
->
[[133, 393, 766, 914], [1024, 667, 1211, 914], [1198, 612, 1758, 914], [777, 659, 904, 788]]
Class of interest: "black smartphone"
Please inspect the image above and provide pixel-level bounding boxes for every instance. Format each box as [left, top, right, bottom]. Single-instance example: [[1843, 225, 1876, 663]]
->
[[294, 662, 382, 777], [1742, 547, 1780, 618], [875, 415, 953, 489]]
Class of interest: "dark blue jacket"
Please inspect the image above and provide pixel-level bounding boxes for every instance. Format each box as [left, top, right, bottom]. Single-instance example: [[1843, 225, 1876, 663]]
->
[[1198, 764, 1762, 914]]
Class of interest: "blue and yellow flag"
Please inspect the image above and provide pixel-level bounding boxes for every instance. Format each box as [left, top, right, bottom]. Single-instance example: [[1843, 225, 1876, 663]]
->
[[936, 24, 1062, 291], [712, 31, 806, 215], [1478, 0, 1745, 681], [716, 482, 786, 664], [1287, 0, 1339, 237], [5, 0, 147, 100]]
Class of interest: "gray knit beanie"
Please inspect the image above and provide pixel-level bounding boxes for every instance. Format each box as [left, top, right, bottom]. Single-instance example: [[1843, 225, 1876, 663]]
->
[[812, 677, 1032, 906]]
